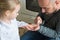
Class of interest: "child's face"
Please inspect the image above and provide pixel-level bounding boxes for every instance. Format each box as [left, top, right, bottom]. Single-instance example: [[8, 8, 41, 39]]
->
[[9, 4, 20, 20]]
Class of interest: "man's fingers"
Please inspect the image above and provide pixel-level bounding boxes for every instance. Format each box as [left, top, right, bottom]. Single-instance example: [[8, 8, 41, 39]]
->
[[34, 16, 42, 25]]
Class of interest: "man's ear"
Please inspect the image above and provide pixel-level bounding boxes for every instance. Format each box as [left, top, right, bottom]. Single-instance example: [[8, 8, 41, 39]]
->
[[5, 10, 11, 17], [55, 0, 60, 10]]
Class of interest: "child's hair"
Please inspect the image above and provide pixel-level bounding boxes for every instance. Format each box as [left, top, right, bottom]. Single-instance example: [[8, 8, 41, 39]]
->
[[0, 0, 20, 15]]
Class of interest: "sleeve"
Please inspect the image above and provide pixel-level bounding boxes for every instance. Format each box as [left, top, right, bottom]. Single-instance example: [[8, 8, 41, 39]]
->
[[38, 20, 60, 39], [13, 19, 28, 27], [16, 21, 28, 27]]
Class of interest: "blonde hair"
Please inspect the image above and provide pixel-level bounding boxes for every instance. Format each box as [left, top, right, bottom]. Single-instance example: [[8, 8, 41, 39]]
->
[[0, 0, 20, 15]]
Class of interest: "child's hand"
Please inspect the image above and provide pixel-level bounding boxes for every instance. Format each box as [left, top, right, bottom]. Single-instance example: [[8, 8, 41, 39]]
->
[[30, 24, 40, 31], [25, 24, 40, 31]]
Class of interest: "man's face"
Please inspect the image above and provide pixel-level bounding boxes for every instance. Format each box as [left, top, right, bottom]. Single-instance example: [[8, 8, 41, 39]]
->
[[38, 0, 56, 14]]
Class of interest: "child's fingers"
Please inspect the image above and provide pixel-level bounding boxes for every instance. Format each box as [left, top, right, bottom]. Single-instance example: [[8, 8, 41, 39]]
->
[[25, 25, 34, 30]]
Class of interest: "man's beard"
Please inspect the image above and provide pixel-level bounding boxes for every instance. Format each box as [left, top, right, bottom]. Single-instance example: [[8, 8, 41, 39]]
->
[[45, 10, 57, 15]]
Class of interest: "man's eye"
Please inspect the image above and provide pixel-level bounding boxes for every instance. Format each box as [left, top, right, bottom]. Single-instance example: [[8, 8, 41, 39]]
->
[[47, 8, 49, 9]]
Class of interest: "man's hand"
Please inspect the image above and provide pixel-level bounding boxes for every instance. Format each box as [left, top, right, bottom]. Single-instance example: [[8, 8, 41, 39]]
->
[[34, 16, 42, 25]]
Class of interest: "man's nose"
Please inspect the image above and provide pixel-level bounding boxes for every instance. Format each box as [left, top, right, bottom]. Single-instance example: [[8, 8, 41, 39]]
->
[[42, 8, 46, 13]]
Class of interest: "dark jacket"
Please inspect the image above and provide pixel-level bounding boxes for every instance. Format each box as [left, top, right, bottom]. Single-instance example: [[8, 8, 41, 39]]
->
[[38, 10, 60, 40]]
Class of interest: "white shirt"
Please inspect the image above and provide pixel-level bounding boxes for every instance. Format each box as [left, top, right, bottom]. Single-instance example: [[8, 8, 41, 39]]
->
[[0, 19, 28, 40]]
